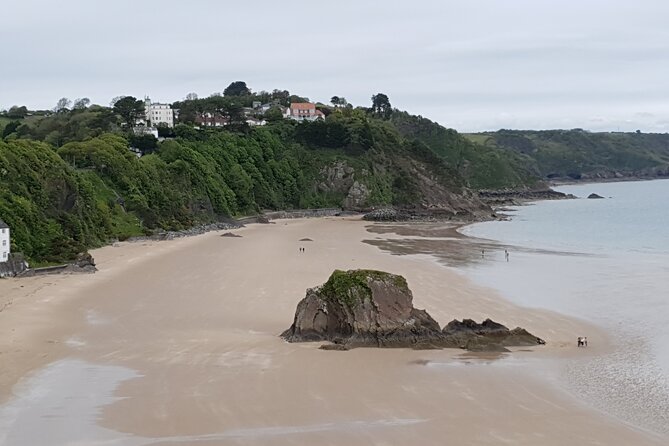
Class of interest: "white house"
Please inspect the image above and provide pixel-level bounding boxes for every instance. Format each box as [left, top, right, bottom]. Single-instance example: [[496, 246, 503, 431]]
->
[[246, 117, 267, 127], [0, 219, 10, 263], [133, 125, 159, 138], [288, 102, 324, 121], [145, 97, 174, 128]]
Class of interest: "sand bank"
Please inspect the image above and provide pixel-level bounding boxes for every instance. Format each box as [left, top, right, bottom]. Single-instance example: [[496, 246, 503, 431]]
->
[[0, 217, 665, 445]]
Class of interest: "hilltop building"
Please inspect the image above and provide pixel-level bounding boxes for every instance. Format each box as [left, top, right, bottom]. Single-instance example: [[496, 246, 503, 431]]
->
[[144, 97, 174, 128], [0, 219, 10, 263], [195, 112, 229, 127], [288, 103, 324, 121]]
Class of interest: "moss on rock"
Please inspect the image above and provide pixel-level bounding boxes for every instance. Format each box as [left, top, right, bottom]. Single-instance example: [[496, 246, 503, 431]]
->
[[320, 269, 408, 308]]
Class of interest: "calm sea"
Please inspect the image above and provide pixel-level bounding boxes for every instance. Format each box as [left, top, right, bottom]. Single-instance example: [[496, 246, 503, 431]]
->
[[461, 179, 669, 436]]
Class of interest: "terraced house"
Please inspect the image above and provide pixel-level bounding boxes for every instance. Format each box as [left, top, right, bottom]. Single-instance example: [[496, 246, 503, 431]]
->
[[0, 218, 10, 263]]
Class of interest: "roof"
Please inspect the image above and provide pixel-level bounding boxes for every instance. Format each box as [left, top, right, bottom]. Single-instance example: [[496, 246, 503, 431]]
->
[[0, 219, 8, 229], [290, 102, 316, 110]]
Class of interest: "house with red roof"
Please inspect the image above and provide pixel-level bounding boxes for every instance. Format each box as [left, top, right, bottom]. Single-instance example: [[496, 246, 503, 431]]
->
[[288, 102, 325, 122]]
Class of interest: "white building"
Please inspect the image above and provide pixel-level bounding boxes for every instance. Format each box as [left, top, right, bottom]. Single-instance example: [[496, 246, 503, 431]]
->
[[0, 219, 10, 263], [288, 102, 324, 121], [145, 97, 174, 128]]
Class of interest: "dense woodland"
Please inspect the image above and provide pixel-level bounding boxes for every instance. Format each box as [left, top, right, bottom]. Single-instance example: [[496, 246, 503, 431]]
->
[[1, 84, 668, 262], [465, 130, 669, 180]]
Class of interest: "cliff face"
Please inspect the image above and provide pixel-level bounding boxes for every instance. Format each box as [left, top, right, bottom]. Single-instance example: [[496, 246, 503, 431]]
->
[[281, 270, 545, 351], [317, 157, 493, 219]]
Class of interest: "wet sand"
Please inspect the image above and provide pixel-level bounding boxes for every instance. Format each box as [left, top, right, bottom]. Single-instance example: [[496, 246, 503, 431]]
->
[[0, 217, 666, 445]]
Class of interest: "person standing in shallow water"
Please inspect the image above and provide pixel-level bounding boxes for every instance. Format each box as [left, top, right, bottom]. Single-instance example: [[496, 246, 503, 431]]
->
[[505, 249, 509, 262]]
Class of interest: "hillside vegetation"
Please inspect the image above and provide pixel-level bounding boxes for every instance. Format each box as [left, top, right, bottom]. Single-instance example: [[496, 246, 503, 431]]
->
[[465, 129, 669, 180], [7, 89, 668, 264], [390, 112, 540, 189], [0, 105, 498, 263]]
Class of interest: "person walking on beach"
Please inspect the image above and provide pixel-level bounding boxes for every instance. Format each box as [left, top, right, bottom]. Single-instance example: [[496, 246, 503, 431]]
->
[[481, 249, 485, 258], [505, 249, 509, 262]]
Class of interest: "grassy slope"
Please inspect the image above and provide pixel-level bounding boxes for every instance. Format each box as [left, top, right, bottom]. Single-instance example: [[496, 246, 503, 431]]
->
[[465, 130, 669, 179]]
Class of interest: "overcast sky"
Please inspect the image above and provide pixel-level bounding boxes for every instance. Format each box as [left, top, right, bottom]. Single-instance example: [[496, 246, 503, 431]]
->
[[2, 0, 668, 132]]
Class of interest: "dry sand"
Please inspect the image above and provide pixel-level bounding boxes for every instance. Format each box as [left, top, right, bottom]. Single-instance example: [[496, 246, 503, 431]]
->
[[0, 217, 665, 445]]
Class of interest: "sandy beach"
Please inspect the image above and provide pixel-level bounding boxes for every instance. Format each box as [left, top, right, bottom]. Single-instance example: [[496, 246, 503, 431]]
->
[[0, 217, 665, 445]]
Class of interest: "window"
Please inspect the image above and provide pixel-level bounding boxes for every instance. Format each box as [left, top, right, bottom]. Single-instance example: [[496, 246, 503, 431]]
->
[[2, 252, 6, 259], [2, 240, 5, 246], [1, 228, 4, 233]]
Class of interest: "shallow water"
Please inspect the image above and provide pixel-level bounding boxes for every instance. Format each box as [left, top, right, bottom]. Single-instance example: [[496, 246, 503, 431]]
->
[[0, 358, 428, 445], [461, 179, 669, 436], [0, 359, 143, 446], [364, 179, 669, 436]]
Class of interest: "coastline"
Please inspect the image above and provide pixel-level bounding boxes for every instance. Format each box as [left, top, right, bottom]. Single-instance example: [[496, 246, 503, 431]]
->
[[0, 217, 665, 445], [548, 174, 669, 187], [455, 179, 669, 438]]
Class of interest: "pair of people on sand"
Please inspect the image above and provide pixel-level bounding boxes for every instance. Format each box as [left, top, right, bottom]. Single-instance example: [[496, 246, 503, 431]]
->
[[577, 336, 588, 347], [480, 249, 510, 261]]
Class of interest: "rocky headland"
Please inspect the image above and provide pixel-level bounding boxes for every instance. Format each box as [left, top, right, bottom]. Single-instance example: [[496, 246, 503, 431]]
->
[[281, 269, 544, 351], [477, 188, 576, 207]]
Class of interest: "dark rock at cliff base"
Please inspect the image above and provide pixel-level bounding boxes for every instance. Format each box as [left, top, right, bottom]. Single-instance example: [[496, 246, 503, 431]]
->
[[442, 318, 545, 351], [61, 251, 97, 274], [479, 189, 576, 207], [221, 232, 242, 238], [281, 269, 448, 349], [587, 193, 605, 199], [362, 208, 408, 222]]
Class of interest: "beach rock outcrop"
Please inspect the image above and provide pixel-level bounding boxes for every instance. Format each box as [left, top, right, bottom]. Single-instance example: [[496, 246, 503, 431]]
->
[[587, 193, 605, 199], [362, 208, 409, 221], [64, 251, 97, 273], [281, 270, 545, 351], [442, 318, 546, 351], [281, 269, 447, 349]]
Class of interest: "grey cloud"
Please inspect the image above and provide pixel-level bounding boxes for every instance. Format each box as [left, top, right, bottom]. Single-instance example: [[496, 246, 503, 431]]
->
[[1, 0, 668, 132]]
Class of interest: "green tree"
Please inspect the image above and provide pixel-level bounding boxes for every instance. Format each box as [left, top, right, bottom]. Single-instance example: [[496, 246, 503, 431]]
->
[[129, 134, 158, 155], [73, 98, 91, 110], [371, 93, 392, 118], [113, 96, 145, 128], [331, 96, 348, 108], [224, 81, 251, 97], [156, 123, 175, 138], [6, 106, 28, 119], [2, 121, 21, 138], [264, 106, 284, 122], [54, 97, 72, 113]]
